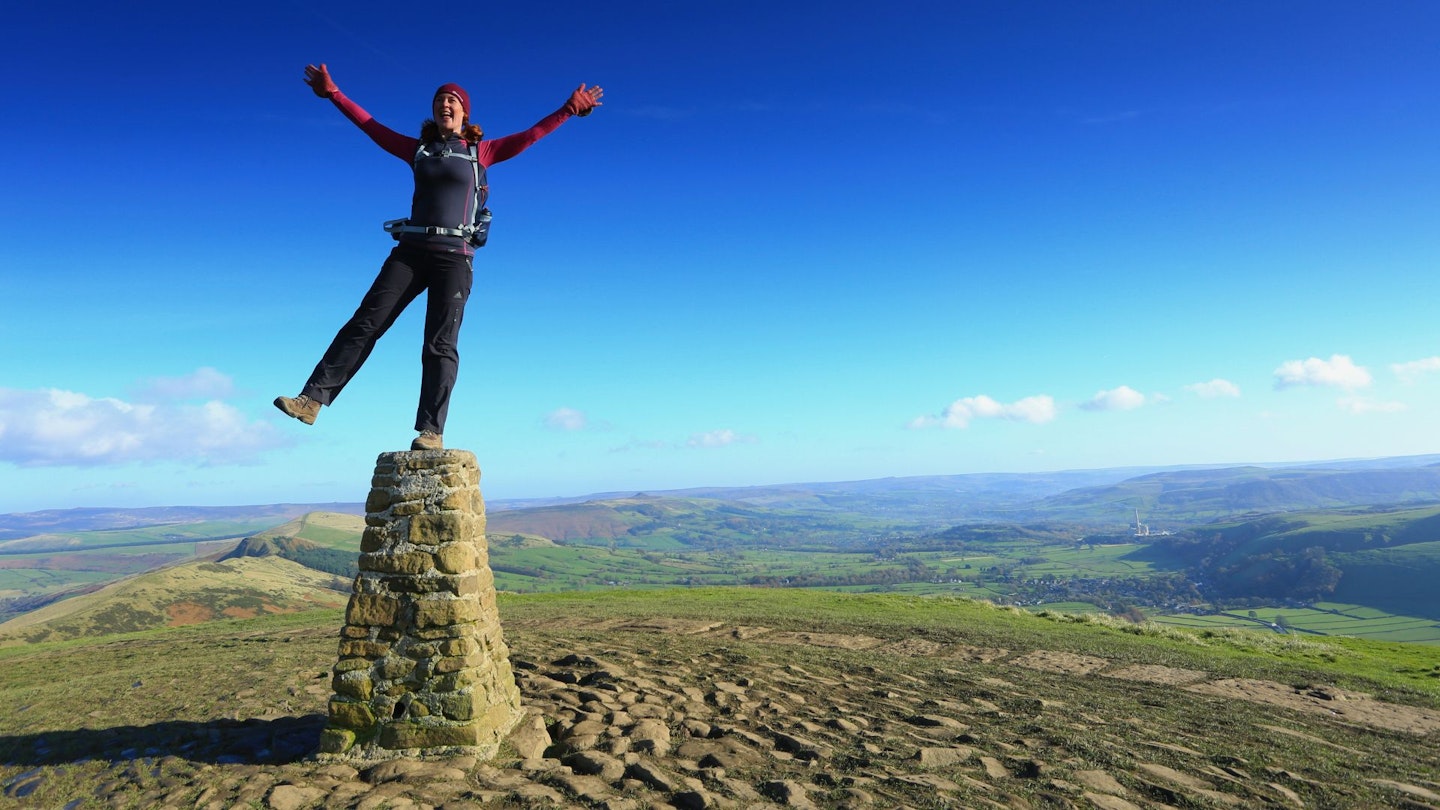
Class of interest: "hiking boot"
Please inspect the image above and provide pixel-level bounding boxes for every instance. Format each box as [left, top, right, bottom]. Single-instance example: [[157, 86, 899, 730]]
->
[[411, 430, 443, 451], [274, 394, 320, 425]]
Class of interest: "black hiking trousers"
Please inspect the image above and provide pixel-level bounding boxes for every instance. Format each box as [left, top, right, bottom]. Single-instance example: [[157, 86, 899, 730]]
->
[[301, 244, 473, 434]]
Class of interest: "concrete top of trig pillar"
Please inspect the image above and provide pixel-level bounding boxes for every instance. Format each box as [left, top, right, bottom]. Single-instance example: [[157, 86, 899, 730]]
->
[[376, 449, 479, 468], [368, 450, 482, 516]]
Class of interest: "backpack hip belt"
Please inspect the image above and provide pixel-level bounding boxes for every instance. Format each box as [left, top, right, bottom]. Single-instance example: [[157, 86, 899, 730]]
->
[[382, 220, 482, 239]]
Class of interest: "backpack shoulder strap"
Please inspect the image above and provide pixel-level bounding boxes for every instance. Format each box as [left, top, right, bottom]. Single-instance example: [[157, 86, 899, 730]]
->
[[469, 142, 489, 210]]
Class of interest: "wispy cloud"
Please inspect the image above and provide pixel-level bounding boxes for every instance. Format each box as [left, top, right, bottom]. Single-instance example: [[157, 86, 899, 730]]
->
[[1185, 378, 1241, 399], [0, 387, 288, 467], [686, 429, 758, 449], [910, 394, 1057, 429], [1080, 385, 1148, 412], [543, 407, 588, 431], [1392, 357, 1440, 385], [1338, 396, 1406, 415], [1273, 354, 1371, 391]]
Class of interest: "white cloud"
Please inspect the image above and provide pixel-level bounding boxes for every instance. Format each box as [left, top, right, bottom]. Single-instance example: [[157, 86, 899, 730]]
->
[[1004, 395, 1060, 424], [1185, 378, 1241, 399], [1392, 357, 1440, 385], [1080, 386, 1147, 412], [911, 394, 1057, 429], [543, 407, 588, 431], [0, 387, 288, 467], [133, 367, 235, 401], [1273, 354, 1371, 390], [1338, 396, 1407, 415], [686, 429, 758, 448]]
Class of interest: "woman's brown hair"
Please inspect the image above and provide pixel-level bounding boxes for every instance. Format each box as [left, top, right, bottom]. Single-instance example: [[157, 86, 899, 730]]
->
[[420, 119, 484, 143]]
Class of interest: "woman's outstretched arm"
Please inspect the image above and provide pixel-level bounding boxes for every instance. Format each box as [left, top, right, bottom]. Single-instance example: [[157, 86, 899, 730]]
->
[[479, 83, 604, 166], [304, 63, 416, 162]]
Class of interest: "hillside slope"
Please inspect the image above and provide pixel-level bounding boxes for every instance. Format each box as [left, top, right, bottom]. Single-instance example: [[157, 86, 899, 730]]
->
[[0, 555, 349, 645], [0, 589, 1437, 808], [486, 495, 905, 549], [241, 511, 366, 549], [1142, 504, 1440, 615]]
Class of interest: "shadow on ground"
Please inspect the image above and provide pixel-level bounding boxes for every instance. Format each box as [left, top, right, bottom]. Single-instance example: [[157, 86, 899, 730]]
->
[[0, 714, 325, 767]]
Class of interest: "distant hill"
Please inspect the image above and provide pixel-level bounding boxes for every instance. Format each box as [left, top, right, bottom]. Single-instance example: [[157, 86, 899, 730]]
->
[[1145, 504, 1440, 617], [589, 467, 1177, 521], [0, 555, 350, 646], [488, 455, 1440, 523], [1028, 464, 1440, 526], [487, 496, 666, 543], [487, 494, 905, 549]]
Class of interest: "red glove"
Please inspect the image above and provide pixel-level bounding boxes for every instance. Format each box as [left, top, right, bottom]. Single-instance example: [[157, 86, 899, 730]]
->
[[304, 63, 338, 99], [565, 83, 604, 117]]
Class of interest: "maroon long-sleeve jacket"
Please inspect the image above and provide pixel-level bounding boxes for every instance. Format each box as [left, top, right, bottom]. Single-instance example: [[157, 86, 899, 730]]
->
[[328, 89, 572, 255]]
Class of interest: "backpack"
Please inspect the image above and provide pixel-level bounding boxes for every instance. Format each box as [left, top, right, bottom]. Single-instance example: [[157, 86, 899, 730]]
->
[[382, 141, 492, 247]]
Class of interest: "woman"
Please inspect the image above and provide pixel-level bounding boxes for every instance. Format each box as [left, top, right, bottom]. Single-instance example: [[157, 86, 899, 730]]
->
[[275, 63, 602, 451]]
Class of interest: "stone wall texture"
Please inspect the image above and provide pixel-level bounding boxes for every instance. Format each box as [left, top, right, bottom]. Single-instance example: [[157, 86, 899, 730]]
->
[[318, 449, 523, 760]]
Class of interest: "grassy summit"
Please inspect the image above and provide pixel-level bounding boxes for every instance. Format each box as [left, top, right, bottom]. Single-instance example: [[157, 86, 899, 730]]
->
[[1, 588, 1437, 808]]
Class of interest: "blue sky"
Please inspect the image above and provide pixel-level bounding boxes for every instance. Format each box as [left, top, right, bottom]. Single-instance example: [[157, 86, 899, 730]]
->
[[3, 1, 1439, 511]]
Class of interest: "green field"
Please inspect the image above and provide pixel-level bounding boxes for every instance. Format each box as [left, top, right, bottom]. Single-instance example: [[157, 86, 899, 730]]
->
[[486, 541, 1171, 595], [282, 513, 372, 549], [1152, 602, 1440, 645], [0, 567, 118, 595]]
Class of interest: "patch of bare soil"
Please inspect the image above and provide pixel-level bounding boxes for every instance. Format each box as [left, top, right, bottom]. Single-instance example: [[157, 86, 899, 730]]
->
[[1368, 779, 1440, 804], [164, 602, 215, 626], [611, 618, 725, 636], [1185, 678, 1440, 736], [877, 638, 947, 657], [1102, 664, 1210, 686], [936, 644, 1011, 664], [1011, 649, 1111, 675], [746, 630, 887, 650], [713, 625, 773, 640]]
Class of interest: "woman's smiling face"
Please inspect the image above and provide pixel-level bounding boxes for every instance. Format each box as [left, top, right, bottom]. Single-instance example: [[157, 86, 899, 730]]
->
[[433, 92, 465, 136]]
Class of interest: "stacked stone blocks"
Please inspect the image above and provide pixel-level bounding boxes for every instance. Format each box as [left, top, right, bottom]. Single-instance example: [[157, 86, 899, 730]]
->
[[318, 449, 523, 759]]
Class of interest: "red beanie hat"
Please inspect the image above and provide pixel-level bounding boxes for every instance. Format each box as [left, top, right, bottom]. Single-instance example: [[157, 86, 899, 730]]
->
[[433, 83, 471, 116]]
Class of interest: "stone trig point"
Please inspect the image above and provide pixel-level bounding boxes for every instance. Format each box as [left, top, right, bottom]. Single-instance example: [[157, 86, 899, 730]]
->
[[318, 449, 523, 760]]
